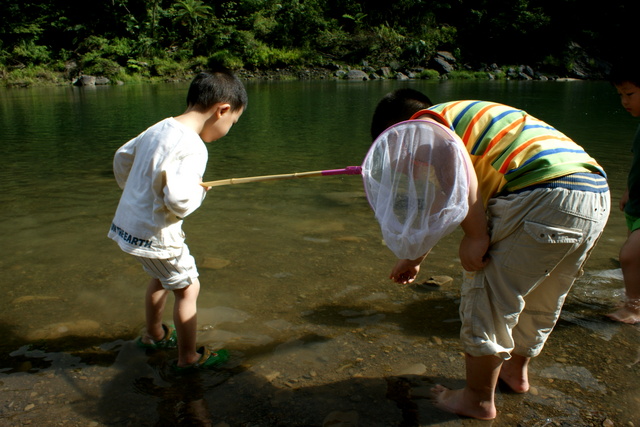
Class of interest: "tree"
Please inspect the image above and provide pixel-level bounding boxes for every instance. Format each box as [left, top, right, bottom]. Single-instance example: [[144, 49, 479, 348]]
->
[[171, 0, 213, 40]]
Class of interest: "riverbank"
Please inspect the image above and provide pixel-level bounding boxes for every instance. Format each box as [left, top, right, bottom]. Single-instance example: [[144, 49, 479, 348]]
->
[[1, 57, 603, 89]]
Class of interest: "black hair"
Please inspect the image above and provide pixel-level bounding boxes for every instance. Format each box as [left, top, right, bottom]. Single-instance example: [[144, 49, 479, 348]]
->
[[370, 88, 433, 140], [609, 59, 640, 88], [186, 67, 248, 112]]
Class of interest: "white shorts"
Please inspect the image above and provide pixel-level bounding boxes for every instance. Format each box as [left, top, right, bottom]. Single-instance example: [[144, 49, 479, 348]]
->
[[135, 245, 199, 290], [459, 187, 610, 359]]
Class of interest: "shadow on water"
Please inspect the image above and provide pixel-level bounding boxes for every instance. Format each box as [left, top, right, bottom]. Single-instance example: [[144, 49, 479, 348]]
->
[[0, 322, 131, 373], [302, 295, 462, 340]]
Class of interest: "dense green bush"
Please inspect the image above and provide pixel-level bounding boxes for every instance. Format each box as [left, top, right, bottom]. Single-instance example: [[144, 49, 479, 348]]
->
[[0, 0, 634, 86], [12, 40, 51, 66], [417, 69, 440, 80]]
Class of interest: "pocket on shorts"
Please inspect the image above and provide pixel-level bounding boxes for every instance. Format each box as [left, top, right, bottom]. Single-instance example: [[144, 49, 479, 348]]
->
[[501, 221, 583, 277]]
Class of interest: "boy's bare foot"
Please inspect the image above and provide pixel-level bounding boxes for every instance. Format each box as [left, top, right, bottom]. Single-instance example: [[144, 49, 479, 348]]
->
[[430, 384, 497, 420], [498, 355, 530, 393], [606, 306, 640, 324], [498, 376, 529, 393]]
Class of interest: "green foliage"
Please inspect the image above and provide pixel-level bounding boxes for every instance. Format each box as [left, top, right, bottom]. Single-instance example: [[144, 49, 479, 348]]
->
[[231, 30, 307, 69], [208, 50, 244, 69], [248, 9, 278, 37], [78, 36, 138, 63], [247, 45, 308, 69], [1, 64, 68, 87], [0, 0, 627, 84], [12, 40, 51, 66], [315, 27, 352, 62], [447, 70, 492, 80], [190, 55, 209, 70], [170, 0, 213, 38], [81, 58, 125, 78], [417, 69, 440, 80], [126, 59, 149, 73], [342, 12, 367, 29], [366, 24, 405, 67], [152, 58, 185, 78]]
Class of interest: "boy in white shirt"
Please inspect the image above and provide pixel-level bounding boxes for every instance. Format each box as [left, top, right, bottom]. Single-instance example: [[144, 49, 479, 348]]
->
[[108, 67, 247, 370]]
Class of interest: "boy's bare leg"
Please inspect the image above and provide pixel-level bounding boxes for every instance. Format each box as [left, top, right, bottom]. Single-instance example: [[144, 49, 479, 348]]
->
[[608, 231, 640, 324], [431, 353, 501, 420], [173, 279, 201, 367], [143, 278, 170, 343], [499, 353, 530, 393]]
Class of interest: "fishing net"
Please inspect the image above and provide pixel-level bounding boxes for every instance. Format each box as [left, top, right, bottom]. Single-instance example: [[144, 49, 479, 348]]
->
[[362, 120, 470, 259]]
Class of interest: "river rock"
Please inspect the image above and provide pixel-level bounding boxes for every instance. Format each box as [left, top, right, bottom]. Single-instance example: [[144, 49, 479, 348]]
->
[[378, 67, 393, 78], [421, 276, 453, 287], [393, 363, 427, 377], [429, 55, 455, 74], [74, 75, 96, 86], [345, 70, 368, 80]]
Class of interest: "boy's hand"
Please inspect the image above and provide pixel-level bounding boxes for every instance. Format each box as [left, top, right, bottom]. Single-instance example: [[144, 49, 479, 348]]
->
[[199, 179, 212, 192], [459, 233, 490, 271], [390, 259, 421, 284], [389, 252, 429, 284]]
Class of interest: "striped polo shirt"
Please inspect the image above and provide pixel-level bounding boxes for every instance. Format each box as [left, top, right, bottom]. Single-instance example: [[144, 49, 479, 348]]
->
[[414, 101, 607, 204]]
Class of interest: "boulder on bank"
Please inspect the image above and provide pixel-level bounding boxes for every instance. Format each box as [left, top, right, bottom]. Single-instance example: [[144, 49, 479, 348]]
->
[[74, 75, 96, 86], [73, 75, 111, 86], [429, 51, 457, 74], [345, 69, 368, 80]]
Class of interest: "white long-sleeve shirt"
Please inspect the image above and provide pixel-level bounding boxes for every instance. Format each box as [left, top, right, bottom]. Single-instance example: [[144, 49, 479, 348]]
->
[[108, 118, 207, 258]]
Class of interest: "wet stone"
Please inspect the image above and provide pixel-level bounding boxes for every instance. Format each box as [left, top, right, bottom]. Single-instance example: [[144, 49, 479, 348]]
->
[[419, 275, 454, 287]]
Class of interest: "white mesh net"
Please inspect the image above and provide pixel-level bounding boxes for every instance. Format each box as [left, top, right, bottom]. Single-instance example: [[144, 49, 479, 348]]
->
[[362, 120, 470, 259]]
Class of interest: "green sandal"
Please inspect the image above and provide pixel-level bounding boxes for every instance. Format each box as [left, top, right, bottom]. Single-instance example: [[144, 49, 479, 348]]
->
[[173, 346, 229, 373], [136, 324, 178, 349]]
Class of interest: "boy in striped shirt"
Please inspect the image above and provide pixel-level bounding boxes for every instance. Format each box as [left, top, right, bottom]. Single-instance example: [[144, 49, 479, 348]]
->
[[370, 89, 610, 420]]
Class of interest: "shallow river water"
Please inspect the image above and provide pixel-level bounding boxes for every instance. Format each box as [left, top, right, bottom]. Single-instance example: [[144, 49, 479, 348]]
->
[[0, 79, 638, 426]]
